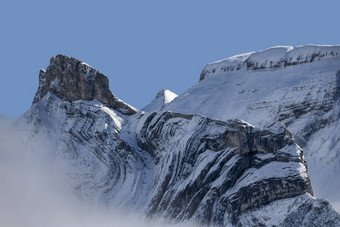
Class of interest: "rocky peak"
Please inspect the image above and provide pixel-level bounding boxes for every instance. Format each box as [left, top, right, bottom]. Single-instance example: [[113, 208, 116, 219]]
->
[[32, 54, 136, 115]]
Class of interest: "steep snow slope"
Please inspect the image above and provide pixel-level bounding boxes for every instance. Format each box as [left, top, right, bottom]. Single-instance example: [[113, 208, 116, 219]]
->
[[6, 53, 340, 226], [165, 44, 340, 211]]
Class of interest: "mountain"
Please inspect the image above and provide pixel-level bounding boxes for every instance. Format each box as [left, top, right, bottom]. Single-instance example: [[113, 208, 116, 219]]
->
[[6, 48, 340, 226], [165, 45, 340, 212]]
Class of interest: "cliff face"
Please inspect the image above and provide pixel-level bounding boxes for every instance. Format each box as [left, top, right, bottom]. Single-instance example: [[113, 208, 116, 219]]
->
[[11, 51, 340, 226], [33, 54, 136, 115]]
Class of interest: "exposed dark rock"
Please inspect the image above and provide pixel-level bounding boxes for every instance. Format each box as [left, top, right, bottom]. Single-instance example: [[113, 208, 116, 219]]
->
[[33, 54, 136, 115]]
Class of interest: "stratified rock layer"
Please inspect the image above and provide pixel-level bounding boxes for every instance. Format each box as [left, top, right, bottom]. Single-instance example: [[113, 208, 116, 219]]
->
[[136, 111, 312, 224]]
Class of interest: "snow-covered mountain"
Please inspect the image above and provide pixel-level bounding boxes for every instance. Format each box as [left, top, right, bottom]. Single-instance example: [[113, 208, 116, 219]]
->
[[164, 45, 340, 212], [4, 49, 340, 226]]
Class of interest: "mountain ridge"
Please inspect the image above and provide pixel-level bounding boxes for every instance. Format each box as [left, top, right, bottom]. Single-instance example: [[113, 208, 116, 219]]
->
[[200, 44, 340, 81], [4, 45, 340, 226], [166, 44, 340, 213]]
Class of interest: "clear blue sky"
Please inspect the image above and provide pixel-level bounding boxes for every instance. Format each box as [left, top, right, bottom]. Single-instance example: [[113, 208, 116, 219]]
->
[[1, 0, 339, 118]]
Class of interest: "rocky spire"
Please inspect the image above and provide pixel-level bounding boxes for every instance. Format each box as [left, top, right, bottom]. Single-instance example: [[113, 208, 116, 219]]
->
[[33, 54, 137, 115]]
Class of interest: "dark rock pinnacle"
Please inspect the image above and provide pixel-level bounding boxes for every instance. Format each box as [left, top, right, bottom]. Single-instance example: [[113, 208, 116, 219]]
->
[[32, 54, 137, 115]]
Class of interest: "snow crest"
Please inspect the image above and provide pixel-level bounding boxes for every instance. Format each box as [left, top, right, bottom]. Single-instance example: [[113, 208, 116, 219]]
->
[[142, 89, 178, 111], [200, 45, 340, 81]]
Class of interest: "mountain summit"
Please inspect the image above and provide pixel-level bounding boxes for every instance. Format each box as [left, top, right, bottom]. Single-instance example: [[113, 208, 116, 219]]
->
[[32, 54, 136, 115]]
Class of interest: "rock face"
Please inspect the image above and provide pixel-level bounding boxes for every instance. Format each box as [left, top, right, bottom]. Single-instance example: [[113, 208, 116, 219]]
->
[[33, 54, 136, 115], [136, 112, 312, 224], [10, 51, 340, 226]]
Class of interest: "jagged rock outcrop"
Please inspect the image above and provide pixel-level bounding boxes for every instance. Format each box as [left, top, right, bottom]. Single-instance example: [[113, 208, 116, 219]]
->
[[33, 54, 136, 115], [9, 52, 340, 226]]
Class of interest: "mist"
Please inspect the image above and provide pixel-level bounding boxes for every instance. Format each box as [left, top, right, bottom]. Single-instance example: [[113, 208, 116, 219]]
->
[[0, 118, 193, 227]]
